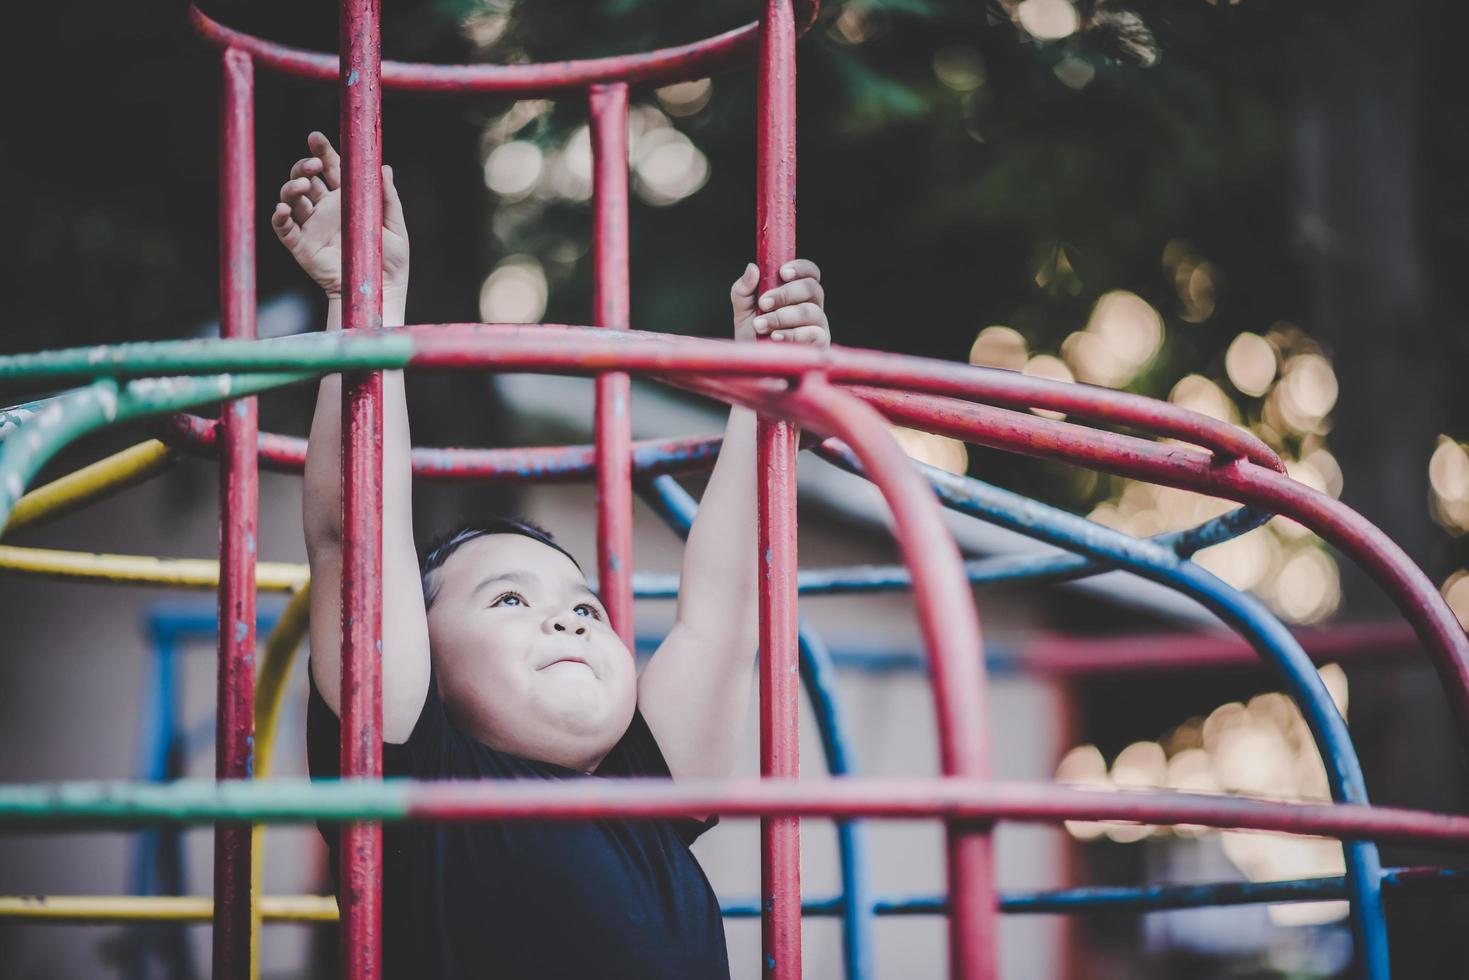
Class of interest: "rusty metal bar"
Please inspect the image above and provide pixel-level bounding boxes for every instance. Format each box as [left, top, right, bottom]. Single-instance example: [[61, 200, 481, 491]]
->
[[337, 0, 385, 976], [187, 3, 822, 97], [213, 45, 257, 980], [756, 2, 802, 975], [8, 778, 1469, 849], [590, 82, 635, 647], [789, 380, 997, 980]]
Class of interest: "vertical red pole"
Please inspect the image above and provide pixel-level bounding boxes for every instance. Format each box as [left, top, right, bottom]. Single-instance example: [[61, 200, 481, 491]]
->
[[213, 46, 257, 980], [756, 2, 801, 977], [589, 82, 635, 648], [339, 1, 384, 977], [794, 383, 997, 980]]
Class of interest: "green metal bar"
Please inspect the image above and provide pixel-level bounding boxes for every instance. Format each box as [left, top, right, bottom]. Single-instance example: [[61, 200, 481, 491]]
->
[[0, 335, 413, 384], [0, 373, 313, 534], [0, 779, 412, 825]]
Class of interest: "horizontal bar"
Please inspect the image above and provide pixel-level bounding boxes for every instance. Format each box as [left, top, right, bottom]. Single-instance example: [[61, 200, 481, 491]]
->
[[163, 412, 724, 482], [162, 415, 1270, 592], [187, 3, 820, 96], [0, 894, 337, 924], [4, 440, 175, 535], [2, 779, 1468, 848], [9, 867, 1463, 925], [0, 326, 1279, 467], [0, 545, 306, 592]]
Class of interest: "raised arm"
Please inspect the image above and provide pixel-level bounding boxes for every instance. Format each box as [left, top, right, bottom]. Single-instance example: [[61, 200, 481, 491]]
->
[[639, 260, 829, 779], [274, 133, 430, 744]]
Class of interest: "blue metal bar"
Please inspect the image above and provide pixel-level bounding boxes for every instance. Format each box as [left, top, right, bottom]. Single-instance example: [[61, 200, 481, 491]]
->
[[716, 865, 1469, 918], [818, 442, 1390, 979], [637, 475, 877, 980], [614, 504, 1272, 599]]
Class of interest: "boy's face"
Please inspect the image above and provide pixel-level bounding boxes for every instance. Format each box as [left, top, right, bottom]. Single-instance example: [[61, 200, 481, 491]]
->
[[425, 534, 636, 769]]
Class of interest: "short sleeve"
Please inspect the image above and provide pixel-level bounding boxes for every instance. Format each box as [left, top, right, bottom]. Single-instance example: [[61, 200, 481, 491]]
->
[[596, 708, 720, 845], [307, 660, 468, 781]]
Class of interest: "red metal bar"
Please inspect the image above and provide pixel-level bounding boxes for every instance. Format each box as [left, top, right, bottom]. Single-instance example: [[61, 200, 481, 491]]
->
[[338, 0, 384, 976], [213, 46, 256, 980], [756, 2, 801, 975], [188, 3, 821, 97], [404, 325, 1281, 468], [163, 412, 725, 482], [590, 82, 635, 648], [391, 778, 1469, 848], [789, 380, 996, 980], [1021, 621, 1420, 676], [833, 385, 1469, 756]]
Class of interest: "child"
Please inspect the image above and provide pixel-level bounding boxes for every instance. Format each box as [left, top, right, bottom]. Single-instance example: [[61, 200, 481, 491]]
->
[[272, 132, 830, 978]]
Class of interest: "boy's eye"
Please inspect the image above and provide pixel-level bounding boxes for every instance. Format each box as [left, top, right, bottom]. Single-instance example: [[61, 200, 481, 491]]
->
[[492, 592, 525, 608], [574, 603, 601, 620]]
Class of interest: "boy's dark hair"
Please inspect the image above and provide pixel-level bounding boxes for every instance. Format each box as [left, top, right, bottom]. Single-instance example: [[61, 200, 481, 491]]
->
[[420, 518, 583, 608]]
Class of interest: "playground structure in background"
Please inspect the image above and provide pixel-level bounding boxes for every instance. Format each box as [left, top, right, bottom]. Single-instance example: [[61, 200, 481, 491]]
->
[[1, 2, 1468, 978]]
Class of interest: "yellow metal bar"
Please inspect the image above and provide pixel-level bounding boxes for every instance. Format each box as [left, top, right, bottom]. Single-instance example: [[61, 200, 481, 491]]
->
[[4, 440, 176, 536], [254, 582, 313, 778], [0, 895, 338, 924], [0, 545, 307, 592], [250, 582, 313, 979]]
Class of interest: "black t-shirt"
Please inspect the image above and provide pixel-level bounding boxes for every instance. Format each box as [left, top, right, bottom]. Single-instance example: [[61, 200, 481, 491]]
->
[[307, 665, 730, 979]]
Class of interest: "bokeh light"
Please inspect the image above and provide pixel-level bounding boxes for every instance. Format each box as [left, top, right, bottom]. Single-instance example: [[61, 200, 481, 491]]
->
[[1168, 374, 1239, 424], [1224, 332, 1277, 397], [1016, 0, 1080, 41], [968, 325, 1028, 371], [1056, 667, 1352, 924], [656, 78, 712, 117], [1440, 570, 1469, 629], [483, 140, 543, 198], [932, 45, 986, 91], [633, 128, 710, 206], [1062, 290, 1163, 388], [1023, 354, 1074, 420], [1272, 548, 1341, 623], [890, 426, 969, 475], [1429, 436, 1469, 533], [1274, 353, 1338, 434], [478, 255, 547, 323]]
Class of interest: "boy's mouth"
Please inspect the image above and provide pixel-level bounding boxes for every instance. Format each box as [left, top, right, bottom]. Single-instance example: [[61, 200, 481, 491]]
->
[[541, 655, 592, 671]]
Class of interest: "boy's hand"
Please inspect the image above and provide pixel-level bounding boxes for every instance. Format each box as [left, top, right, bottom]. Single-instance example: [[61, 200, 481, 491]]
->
[[271, 131, 410, 301], [730, 259, 829, 347]]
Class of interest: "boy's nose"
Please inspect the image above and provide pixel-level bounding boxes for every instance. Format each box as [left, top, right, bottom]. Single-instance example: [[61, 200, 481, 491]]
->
[[546, 613, 587, 636]]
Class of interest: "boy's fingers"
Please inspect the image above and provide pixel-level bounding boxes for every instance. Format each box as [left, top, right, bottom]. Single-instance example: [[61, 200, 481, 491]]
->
[[779, 258, 821, 283], [769, 325, 828, 346], [291, 195, 315, 226], [729, 262, 759, 317], [289, 156, 321, 180], [752, 302, 824, 334], [289, 158, 330, 204], [758, 277, 823, 312], [381, 165, 407, 234], [280, 176, 318, 224], [271, 203, 302, 250], [308, 131, 343, 190]]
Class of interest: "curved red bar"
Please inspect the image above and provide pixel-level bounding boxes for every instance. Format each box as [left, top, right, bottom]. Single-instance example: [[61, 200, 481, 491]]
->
[[839, 384, 1469, 762], [160, 413, 725, 481], [784, 380, 996, 980], [399, 778, 1469, 849], [188, 3, 820, 96], [402, 325, 1283, 469]]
